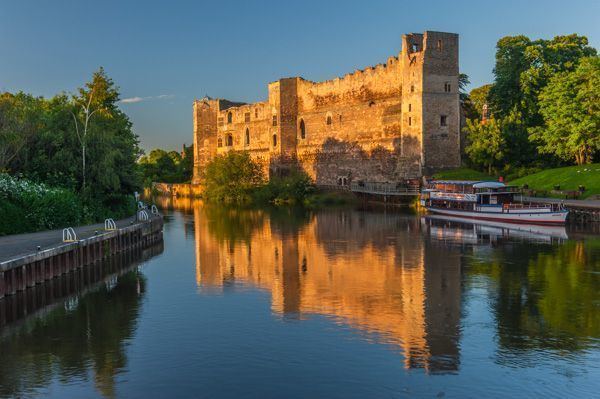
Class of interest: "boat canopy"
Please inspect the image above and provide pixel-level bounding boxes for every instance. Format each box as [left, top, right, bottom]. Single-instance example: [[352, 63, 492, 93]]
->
[[472, 182, 506, 189]]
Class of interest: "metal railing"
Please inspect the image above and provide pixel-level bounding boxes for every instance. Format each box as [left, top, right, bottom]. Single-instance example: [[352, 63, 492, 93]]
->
[[62, 227, 77, 242], [104, 218, 117, 231], [350, 182, 420, 196]]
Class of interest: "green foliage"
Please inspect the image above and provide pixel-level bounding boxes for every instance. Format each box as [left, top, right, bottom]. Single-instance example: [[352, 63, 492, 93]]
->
[[0, 174, 82, 234], [253, 168, 314, 205], [0, 92, 44, 170], [464, 117, 507, 175], [432, 167, 496, 180], [530, 56, 600, 165], [468, 34, 599, 172], [0, 68, 141, 224], [138, 146, 193, 186], [467, 84, 493, 120], [509, 163, 600, 199], [203, 151, 265, 204]]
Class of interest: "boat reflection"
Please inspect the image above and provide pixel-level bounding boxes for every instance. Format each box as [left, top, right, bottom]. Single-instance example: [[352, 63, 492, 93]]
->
[[194, 205, 462, 373], [422, 214, 569, 245]]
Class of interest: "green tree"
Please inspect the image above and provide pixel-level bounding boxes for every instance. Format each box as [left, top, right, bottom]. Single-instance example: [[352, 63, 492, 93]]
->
[[486, 34, 596, 168], [71, 67, 120, 190], [468, 84, 493, 120], [464, 117, 506, 175], [139, 149, 183, 185], [0, 92, 44, 170], [203, 151, 265, 204], [531, 56, 600, 165]]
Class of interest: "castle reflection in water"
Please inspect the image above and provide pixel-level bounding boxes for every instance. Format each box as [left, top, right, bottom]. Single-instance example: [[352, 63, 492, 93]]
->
[[160, 196, 464, 373]]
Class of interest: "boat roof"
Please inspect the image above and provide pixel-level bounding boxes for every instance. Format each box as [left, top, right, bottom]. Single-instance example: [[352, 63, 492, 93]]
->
[[431, 180, 502, 186]]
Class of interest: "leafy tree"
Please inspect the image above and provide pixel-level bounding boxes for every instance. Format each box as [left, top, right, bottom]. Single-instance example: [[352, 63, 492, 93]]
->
[[464, 117, 506, 175], [531, 57, 600, 165], [2, 67, 141, 221], [468, 84, 493, 120], [484, 34, 597, 169], [0, 92, 44, 170], [139, 149, 183, 185], [203, 151, 265, 204]]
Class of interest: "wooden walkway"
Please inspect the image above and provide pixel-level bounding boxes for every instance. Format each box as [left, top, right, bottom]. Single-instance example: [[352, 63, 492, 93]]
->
[[318, 182, 420, 196]]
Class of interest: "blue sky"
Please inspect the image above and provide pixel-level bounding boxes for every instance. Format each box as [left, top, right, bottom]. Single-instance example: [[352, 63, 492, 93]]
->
[[1, 0, 598, 152]]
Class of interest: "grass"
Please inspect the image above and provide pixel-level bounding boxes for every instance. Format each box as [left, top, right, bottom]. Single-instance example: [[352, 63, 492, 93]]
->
[[509, 164, 600, 199], [432, 167, 497, 181]]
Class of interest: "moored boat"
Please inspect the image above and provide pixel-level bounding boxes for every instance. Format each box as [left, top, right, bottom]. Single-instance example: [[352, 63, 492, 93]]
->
[[420, 180, 568, 225]]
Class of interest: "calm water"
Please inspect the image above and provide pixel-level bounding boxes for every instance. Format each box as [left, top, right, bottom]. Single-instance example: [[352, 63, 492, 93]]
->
[[1, 199, 599, 398]]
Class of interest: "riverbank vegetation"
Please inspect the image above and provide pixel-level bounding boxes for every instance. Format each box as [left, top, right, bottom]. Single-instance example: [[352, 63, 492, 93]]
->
[[462, 34, 599, 176], [138, 146, 193, 187], [0, 68, 141, 235], [202, 152, 353, 207]]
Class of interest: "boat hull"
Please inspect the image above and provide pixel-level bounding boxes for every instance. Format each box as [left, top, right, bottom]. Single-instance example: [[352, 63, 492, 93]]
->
[[425, 207, 568, 225]]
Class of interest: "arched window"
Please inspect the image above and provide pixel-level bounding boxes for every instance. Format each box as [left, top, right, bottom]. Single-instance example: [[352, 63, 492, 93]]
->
[[226, 134, 233, 146], [217, 137, 223, 148], [227, 112, 232, 124], [245, 128, 250, 146], [299, 119, 306, 139], [326, 115, 332, 125], [272, 134, 277, 147]]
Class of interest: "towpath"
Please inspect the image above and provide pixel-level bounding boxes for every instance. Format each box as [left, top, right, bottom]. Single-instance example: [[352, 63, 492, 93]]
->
[[0, 216, 138, 263]]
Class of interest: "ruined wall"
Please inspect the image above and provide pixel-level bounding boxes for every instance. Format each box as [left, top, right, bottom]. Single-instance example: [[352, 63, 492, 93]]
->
[[192, 31, 460, 185], [295, 57, 405, 183]]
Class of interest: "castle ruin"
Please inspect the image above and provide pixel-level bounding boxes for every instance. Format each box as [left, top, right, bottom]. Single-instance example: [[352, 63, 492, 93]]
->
[[192, 31, 461, 185]]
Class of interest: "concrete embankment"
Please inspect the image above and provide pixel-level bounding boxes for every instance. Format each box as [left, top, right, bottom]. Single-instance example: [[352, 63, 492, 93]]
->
[[0, 216, 163, 299]]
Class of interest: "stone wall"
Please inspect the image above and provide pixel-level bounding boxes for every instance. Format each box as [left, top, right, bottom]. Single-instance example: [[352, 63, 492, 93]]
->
[[192, 31, 461, 185]]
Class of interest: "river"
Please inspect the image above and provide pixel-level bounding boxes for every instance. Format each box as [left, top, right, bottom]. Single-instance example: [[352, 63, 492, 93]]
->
[[1, 199, 599, 398]]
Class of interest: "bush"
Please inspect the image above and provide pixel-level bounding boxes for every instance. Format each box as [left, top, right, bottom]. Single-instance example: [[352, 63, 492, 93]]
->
[[0, 173, 136, 235], [253, 169, 314, 205], [0, 173, 82, 234], [203, 152, 265, 204]]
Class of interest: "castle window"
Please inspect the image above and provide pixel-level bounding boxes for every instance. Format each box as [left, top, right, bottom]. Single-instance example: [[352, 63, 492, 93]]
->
[[272, 134, 278, 147], [444, 82, 451, 92], [227, 112, 233, 124], [411, 43, 419, 52], [368, 101, 375, 107], [326, 115, 332, 125], [226, 134, 233, 146], [255, 109, 258, 118], [411, 85, 415, 93], [218, 117, 224, 127], [244, 112, 250, 122], [440, 115, 447, 127], [245, 128, 250, 146], [217, 137, 223, 148], [299, 119, 306, 139], [408, 104, 412, 112], [272, 115, 278, 126], [437, 40, 443, 51], [408, 116, 412, 126]]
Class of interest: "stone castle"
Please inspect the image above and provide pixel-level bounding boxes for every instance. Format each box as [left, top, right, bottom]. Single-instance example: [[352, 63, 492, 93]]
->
[[192, 31, 460, 185]]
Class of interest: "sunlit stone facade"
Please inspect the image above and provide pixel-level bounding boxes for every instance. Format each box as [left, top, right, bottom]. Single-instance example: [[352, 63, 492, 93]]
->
[[192, 31, 461, 185]]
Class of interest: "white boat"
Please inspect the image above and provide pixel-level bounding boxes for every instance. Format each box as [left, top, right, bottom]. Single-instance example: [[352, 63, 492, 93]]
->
[[420, 180, 568, 225]]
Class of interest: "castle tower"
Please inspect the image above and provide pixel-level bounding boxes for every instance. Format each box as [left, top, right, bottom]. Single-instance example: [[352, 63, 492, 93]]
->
[[401, 31, 461, 175], [192, 98, 219, 184]]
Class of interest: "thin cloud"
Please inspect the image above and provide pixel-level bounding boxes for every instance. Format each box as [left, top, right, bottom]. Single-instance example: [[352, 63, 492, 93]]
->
[[120, 94, 175, 104]]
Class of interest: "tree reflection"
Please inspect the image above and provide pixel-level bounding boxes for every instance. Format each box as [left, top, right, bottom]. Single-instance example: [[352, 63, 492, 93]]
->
[[468, 239, 600, 352], [0, 271, 146, 399]]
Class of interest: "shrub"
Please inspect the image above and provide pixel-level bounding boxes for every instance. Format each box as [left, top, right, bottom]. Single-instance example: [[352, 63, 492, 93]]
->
[[0, 174, 82, 234], [254, 169, 314, 205], [203, 152, 265, 204]]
